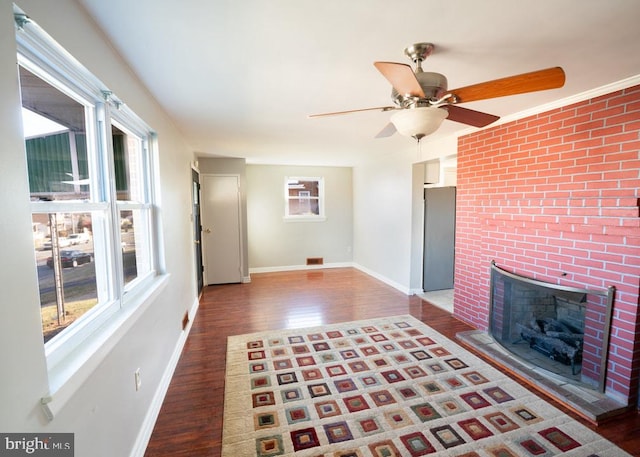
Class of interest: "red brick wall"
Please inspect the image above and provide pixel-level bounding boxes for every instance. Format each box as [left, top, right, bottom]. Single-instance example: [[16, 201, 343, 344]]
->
[[455, 84, 640, 403]]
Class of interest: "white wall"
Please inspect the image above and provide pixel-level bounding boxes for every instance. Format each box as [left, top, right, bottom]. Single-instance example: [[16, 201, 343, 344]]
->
[[0, 1, 197, 456], [246, 164, 353, 270]]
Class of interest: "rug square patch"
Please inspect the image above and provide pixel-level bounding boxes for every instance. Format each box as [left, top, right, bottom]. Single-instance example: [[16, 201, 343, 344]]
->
[[251, 375, 271, 389], [288, 335, 305, 344], [285, 405, 311, 424], [392, 354, 411, 364], [486, 444, 518, 457], [484, 386, 514, 404], [323, 421, 354, 443], [425, 362, 446, 374], [319, 352, 339, 363], [276, 371, 298, 385], [308, 382, 331, 397], [343, 395, 370, 412], [255, 435, 285, 456], [273, 359, 293, 370], [484, 412, 520, 433], [429, 346, 451, 357], [271, 347, 288, 357], [443, 376, 466, 389], [444, 357, 469, 370], [398, 386, 419, 399], [462, 370, 489, 385], [369, 389, 396, 406], [346, 328, 360, 335], [361, 346, 380, 356], [410, 349, 432, 361], [247, 351, 266, 360], [419, 381, 443, 395], [370, 333, 388, 342], [381, 369, 406, 383], [398, 339, 418, 349], [458, 418, 494, 440], [486, 445, 518, 457], [296, 355, 317, 367], [333, 450, 364, 457], [268, 338, 285, 346], [334, 378, 358, 393], [368, 440, 401, 457], [518, 436, 550, 455], [416, 336, 436, 346], [356, 417, 384, 436], [302, 368, 323, 381], [361, 325, 378, 333], [252, 391, 276, 408], [381, 343, 399, 352], [327, 330, 343, 338], [347, 360, 369, 373], [254, 411, 279, 430], [411, 402, 442, 422], [359, 374, 381, 388], [430, 424, 466, 449], [281, 387, 303, 403], [292, 344, 310, 354], [340, 349, 360, 360], [333, 339, 352, 348], [399, 431, 436, 456], [384, 409, 414, 429], [539, 427, 581, 451], [290, 427, 320, 451], [403, 365, 428, 379], [313, 342, 331, 351], [250, 362, 268, 373], [372, 357, 390, 367], [404, 328, 422, 336], [307, 333, 324, 341], [247, 340, 264, 349], [314, 400, 342, 418], [511, 406, 543, 424], [460, 391, 491, 409], [326, 364, 348, 377], [437, 397, 467, 416]]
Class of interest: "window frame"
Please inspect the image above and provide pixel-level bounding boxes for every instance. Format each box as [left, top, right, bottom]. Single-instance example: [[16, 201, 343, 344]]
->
[[284, 176, 326, 222], [15, 6, 164, 404]]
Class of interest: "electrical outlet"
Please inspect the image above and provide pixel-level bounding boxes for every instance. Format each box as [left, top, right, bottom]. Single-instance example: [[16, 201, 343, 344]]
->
[[134, 368, 141, 391]]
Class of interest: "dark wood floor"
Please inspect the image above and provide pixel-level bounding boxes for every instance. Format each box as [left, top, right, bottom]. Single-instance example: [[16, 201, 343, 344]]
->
[[144, 268, 640, 456]]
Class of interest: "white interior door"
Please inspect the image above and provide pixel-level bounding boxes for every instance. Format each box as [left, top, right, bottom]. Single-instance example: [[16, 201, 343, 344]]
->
[[201, 174, 242, 284]]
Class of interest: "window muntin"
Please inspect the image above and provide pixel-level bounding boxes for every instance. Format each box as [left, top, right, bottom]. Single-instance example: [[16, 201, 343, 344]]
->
[[285, 177, 325, 220]]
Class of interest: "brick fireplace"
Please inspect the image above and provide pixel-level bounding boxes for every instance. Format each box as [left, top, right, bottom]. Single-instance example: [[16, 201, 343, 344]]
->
[[454, 84, 640, 406]]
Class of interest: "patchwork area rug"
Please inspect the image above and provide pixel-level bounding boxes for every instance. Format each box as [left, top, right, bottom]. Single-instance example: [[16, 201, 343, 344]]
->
[[222, 315, 631, 456]]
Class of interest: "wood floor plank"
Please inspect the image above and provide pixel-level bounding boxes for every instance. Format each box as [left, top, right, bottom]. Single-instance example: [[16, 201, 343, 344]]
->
[[144, 268, 640, 456]]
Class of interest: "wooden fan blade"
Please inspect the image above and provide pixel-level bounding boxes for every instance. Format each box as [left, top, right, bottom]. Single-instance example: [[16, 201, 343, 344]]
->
[[374, 62, 425, 98], [308, 106, 395, 118], [445, 105, 500, 128], [375, 122, 397, 138], [447, 67, 565, 104]]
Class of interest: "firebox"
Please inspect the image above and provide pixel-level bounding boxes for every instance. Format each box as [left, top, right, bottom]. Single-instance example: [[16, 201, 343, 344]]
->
[[489, 261, 615, 392]]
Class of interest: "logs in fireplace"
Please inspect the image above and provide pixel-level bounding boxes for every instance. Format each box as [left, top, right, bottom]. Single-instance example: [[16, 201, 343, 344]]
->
[[516, 318, 583, 375]]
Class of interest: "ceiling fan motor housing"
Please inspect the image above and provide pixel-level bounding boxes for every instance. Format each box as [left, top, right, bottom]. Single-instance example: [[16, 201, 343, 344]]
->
[[391, 71, 448, 108]]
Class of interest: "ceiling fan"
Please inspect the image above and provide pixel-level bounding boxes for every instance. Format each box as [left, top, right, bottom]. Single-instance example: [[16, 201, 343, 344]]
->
[[309, 43, 566, 141]]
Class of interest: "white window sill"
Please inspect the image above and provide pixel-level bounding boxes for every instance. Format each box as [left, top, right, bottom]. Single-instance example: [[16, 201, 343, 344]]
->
[[41, 273, 170, 421], [283, 216, 327, 222]]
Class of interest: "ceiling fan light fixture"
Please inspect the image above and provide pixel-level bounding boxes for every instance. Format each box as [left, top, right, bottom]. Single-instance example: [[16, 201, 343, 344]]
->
[[390, 106, 448, 140]]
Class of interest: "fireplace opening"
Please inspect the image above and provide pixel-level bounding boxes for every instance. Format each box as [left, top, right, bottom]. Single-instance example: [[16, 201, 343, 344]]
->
[[489, 261, 615, 392]]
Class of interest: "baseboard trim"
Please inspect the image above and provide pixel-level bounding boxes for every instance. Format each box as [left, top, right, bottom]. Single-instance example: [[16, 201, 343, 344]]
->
[[351, 263, 411, 295], [249, 262, 353, 274], [129, 295, 200, 457]]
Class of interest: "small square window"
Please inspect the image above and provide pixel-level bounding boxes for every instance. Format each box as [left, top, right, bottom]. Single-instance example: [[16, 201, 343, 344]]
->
[[285, 177, 325, 221]]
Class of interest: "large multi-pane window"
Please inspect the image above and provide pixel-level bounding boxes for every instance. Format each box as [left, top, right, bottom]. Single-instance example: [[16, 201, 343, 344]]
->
[[16, 10, 158, 354]]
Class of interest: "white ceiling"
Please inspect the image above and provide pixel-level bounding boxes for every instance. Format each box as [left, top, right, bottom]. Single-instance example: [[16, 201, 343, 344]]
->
[[76, 0, 640, 166]]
